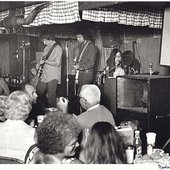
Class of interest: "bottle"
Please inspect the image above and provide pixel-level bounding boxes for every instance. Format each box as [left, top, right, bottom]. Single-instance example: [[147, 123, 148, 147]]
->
[[16, 76, 20, 87], [102, 68, 106, 84], [2, 74, 6, 80], [148, 62, 153, 75], [13, 77, 17, 88], [147, 144, 153, 156], [5, 74, 9, 84], [134, 130, 142, 159]]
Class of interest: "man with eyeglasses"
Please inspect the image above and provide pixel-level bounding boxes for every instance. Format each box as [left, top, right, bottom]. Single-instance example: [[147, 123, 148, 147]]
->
[[57, 84, 116, 163], [57, 84, 116, 129]]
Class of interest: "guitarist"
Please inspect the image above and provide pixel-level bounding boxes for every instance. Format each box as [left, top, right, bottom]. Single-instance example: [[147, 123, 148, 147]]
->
[[73, 28, 97, 89], [36, 31, 63, 108]]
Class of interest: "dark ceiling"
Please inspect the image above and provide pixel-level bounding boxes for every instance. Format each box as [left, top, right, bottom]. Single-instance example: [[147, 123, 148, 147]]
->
[[0, 1, 43, 12], [121, 1, 170, 11], [0, 1, 170, 13]]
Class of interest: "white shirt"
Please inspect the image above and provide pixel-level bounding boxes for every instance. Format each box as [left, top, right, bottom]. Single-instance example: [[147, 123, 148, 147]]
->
[[0, 119, 35, 161], [113, 67, 125, 78], [87, 104, 100, 111]]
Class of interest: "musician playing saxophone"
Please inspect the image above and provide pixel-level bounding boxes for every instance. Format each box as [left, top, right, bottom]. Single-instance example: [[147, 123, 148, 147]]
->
[[36, 31, 63, 108]]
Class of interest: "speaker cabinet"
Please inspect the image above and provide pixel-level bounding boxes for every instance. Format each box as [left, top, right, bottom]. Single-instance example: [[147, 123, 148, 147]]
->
[[116, 75, 170, 152]]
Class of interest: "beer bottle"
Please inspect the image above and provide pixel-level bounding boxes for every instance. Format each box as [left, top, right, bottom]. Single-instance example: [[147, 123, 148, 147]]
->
[[134, 130, 142, 158]]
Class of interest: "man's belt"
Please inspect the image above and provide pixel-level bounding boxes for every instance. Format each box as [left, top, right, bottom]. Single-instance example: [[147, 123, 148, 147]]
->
[[78, 68, 94, 73]]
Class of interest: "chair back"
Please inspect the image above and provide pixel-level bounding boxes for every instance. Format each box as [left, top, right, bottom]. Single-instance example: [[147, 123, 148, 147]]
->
[[24, 144, 39, 164], [0, 156, 24, 164]]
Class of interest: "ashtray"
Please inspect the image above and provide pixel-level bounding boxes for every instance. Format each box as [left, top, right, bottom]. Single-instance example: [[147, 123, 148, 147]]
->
[[152, 148, 164, 156]]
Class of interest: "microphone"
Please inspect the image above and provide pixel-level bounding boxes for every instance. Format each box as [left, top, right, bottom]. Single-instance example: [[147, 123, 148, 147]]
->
[[19, 41, 30, 48]]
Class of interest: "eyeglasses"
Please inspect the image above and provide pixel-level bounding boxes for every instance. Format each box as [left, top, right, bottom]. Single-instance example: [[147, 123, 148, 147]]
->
[[77, 94, 86, 101], [65, 140, 78, 149]]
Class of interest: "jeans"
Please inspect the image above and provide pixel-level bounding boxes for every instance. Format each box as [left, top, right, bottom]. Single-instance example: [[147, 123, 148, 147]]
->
[[37, 79, 58, 108], [78, 71, 94, 87]]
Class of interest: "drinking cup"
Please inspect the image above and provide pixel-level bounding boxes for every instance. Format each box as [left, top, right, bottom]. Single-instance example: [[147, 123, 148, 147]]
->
[[125, 146, 134, 164], [146, 132, 156, 146]]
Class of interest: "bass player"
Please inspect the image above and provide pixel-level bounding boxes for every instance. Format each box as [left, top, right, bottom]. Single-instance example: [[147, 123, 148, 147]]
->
[[36, 30, 63, 108]]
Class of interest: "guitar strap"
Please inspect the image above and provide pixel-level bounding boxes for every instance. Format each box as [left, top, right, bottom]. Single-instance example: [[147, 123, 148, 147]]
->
[[74, 41, 91, 85], [43, 42, 58, 61], [38, 43, 58, 78], [77, 40, 91, 63]]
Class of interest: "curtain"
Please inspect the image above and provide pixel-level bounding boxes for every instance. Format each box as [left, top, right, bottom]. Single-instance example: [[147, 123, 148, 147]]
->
[[82, 6, 163, 29], [24, 1, 81, 26]]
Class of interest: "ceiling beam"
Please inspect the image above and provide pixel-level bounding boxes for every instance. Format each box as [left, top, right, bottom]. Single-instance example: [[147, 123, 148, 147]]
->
[[78, 1, 122, 10]]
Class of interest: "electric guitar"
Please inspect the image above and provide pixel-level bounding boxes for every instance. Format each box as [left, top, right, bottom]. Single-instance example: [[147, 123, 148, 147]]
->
[[37, 43, 57, 78], [73, 64, 79, 85], [72, 41, 91, 85], [37, 55, 48, 78]]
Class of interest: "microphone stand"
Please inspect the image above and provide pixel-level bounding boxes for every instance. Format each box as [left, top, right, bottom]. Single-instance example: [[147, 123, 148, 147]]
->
[[96, 66, 115, 85], [65, 41, 69, 98], [20, 41, 30, 83]]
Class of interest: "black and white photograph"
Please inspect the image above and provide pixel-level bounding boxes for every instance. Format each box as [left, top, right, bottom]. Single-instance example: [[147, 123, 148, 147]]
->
[[0, 1, 170, 169]]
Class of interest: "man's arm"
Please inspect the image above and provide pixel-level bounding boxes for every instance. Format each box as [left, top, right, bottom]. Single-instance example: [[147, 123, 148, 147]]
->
[[57, 97, 69, 113]]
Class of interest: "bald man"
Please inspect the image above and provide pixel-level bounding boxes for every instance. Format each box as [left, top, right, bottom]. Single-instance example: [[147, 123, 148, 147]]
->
[[57, 84, 116, 129], [57, 84, 116, 162], [23, 84, 38, 104], [21, 84, 45, 126]]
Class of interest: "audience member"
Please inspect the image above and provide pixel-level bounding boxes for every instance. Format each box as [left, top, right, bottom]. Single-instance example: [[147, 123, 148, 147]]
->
[[0, 95, 8, 122], [29, 151, 67, 164], [22, 84, 38, 104], [0, 77, 10, 95], [0, 90, 36, 162], [26, 110, 82, 164], [57, 84, 116, 160], [83, 122, 126, 164], [21, 84, 45, 126], [58, 84, 116, 129]]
